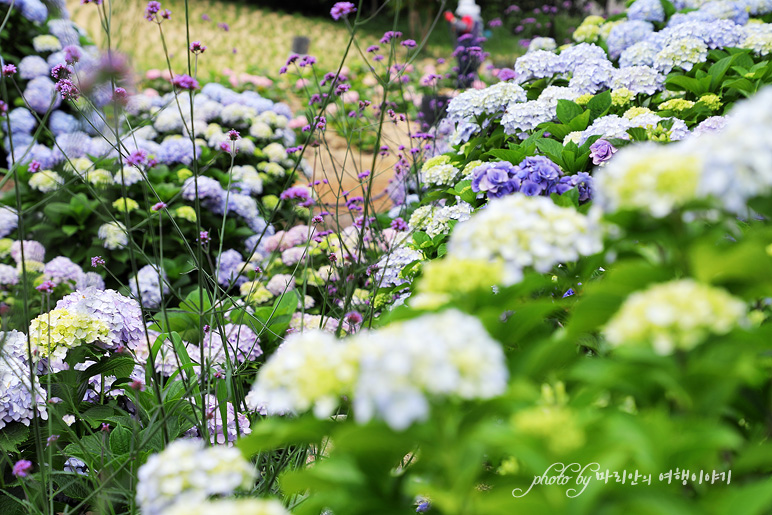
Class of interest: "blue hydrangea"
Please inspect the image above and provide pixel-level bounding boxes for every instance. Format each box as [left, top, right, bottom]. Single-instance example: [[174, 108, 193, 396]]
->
[[217, 249, 247, 287], [667, 10, 720, 26], [628, 0, 665, 22], [272, 102, 293, 119], [75, 272, 105, 290], [47, 19, 80, 46], [559, 43, 609, 73], [129, 265, 169, 310], [660, 20, 744, 49], [470, 162, 521, 198], [701, 0, 749, 25], [245, 229, 276, 260], [201, 83, 242, 104], [11, 240, 45, 263], [746, 0, 772, 14], [515, 50, 565, 82], [52, 131, 93, 162], [181, 176, 226, 213], [619, 40, 663, 67], [569, 59, 616, 94], [49, 111, 81, 136], [611, 66, 665, 95], [606, 20, 655, 59], [25, 144, 57, 168], [7, 108, 37, 134], [241, 92, 274, 113], [580, 115, 635, 144], [157, 138, 201, 165], [0, 207, 18, 238], [24, 76, 61, 114], [20, 0, 48, 23], [19, 55, 50, 79]]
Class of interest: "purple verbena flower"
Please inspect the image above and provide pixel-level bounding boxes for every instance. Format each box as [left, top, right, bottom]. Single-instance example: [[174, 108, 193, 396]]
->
[[171, 74, 199, 90], [2, 64, 16, 77], [91, 256, 105, 267], [189, 41, 207, 54], [12, 460, 32, 478], [36, 280, 55, 293], [331, 1, 357, 20]]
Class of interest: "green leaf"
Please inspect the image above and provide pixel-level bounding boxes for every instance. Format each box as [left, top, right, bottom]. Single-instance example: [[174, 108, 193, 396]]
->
[[238, 416, 335, 456], [556, 99, 583, 125], [535, 138, 565, 165], [80, 355, 136, 379], [627, 127, 648, 141], [0, 424, 29, 452], [567, 110, 591, 131], [708, 54, 739, 92], [587, 91, 612, 121], [43, 202, 72, 225], [62, 224, 79, 236], [484, 148, 526, 165], [109, 424, 132, 456], [659, 0, 676, 18]]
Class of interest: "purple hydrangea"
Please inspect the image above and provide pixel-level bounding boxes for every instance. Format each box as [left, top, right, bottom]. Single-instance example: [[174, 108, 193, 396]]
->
[[0, 207, 19, 239], [48, 111, 81, 136], [589, 139, 618, 165], [157, 138, 201, 165], [692, 115, 727, 136], [44, 256, 83, 285], [628, 0, 665, 22], [75, 272, 105, 290], [470, 162, 520, 198], [189, 324, 263, 367], [181, 176, 226, 213], [10, 240, 45, 263], [216, 249, 247, 287], [0, 264, 18, 286], [20, 0, 48, 23], [0, 331, 48, 429], [8, 108, 37, 134], [129, 264, 169, 309]]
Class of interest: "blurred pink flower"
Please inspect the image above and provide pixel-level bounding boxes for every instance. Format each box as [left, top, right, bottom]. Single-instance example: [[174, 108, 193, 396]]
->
[[145, 69, 162, 80], [295, 78, 310, 89], [288, 116, 308, 129]]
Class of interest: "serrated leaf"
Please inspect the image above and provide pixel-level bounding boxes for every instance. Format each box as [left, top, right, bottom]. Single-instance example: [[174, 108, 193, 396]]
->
[[556, 99, 583, 125], [109, 424, 132, 456]]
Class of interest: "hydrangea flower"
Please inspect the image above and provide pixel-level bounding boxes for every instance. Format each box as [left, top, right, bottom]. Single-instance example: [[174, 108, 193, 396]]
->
[[43, 256, 83, 286], [129, 264, 169, 309], [374, 245, 424, 288], [18, 55, 50, 79], [619, 40, 663, 67], [349, 310, 508, 430], [0, 207, 18, 239], [594, 142, 702, 217], [605, 20, 654, 59], [135, 438, 257, 515], [157, 138, 200, 165], [246, 329, 354, 417], [604, 280, 747, 355], [568, 59, 616, 94], [421, 155, 460, 186], [56, 288, 144, 350], [611, 66, 664, 95], [446, 195, 603, 285], [29, 308, 110, 372], [408, 202, 473, 238], [628, 0, 665, 22], [29, 171, 64, 193], [0, 331, 48, 429], [97, 221, 128, 250], [654, 37, 708, 73], [514, 50, 565, 82]]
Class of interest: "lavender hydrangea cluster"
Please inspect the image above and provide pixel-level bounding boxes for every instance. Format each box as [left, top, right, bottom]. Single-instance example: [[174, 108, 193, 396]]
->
[[56, 288, 144, 350], [0, 330, 48, 429], [216, 249, 247, 287], [0, 207, 19, 239], [470, 157, 593, 200], [606, 21, 655, 59], [129, 264, 169, 309], [189, 323, 263, 367]]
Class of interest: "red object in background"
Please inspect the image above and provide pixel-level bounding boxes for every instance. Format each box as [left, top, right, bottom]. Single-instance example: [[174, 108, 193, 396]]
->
[[444, 11, 455, 22]]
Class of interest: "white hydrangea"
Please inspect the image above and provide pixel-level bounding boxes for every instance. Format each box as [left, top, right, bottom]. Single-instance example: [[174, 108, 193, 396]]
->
[[422, 163, 460, 187], [740, 23, 772, 55], [514, 50, 565, 82], [528, 37, 558, 52], [262, 142, 286, 162], [245, 330, 357, 418], [29, 171, 64, 193], [220, 104, 257, 125], [603, 279, 747, 355], [135, 438, 257, 515], [350, 310, 508, 430], [446, 195, 603, 286], [32, 35, 61, 52], [249, 121, 274, 139], [0, 331, 48, 429], [654, 37, 708, 73], [445, 82, 527, 122], [501, 99, 556, 134], [408, 201, 473, 238], [98, 221, 128, 250]]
